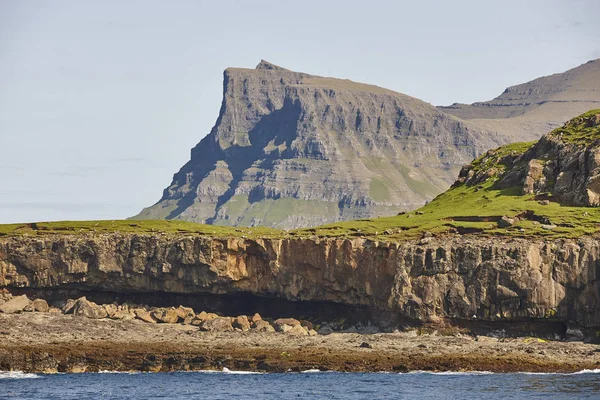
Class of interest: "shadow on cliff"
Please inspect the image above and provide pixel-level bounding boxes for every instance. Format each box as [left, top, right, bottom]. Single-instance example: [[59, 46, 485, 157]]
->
[[205, 98, 302, 222]]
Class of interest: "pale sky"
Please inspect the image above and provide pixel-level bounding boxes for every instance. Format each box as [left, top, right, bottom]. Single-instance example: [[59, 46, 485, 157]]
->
[[1, 0, 599, 223]]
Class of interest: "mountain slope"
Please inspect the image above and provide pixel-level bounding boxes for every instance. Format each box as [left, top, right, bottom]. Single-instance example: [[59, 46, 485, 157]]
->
[[134, 61, 515, 228], [439, 59, 600, 139]]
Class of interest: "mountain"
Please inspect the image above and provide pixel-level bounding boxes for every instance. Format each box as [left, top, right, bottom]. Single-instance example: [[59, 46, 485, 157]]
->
[[439, 58, 600, 139], [134, 60, 517, 228]]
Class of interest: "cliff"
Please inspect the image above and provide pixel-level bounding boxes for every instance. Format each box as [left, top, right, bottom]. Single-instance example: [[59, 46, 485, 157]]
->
[[439, 59, 600, 140], [134, 60, 514, 229], [1, 233, 599, 337], [4, 111, 600, 339]]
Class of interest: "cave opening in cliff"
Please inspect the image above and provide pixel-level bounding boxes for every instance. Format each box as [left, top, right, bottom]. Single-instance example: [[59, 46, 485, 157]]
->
[[10, 287, 384, 326]]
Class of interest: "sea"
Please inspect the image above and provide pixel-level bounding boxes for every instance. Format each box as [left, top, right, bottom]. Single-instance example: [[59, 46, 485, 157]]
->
[[1, 369, 600, 399]]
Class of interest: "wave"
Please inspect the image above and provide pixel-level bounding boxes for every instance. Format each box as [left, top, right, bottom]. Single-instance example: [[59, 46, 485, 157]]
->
[[571, 369, 600, 374], [0, 371, 41, 379], [220, 367, 263, 375], [97, 371, 141, 374], [408, 371, 495, 375]]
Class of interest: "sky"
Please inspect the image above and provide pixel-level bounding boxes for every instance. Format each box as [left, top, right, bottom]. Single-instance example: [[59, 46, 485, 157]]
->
[[0, 0, 599, 223]]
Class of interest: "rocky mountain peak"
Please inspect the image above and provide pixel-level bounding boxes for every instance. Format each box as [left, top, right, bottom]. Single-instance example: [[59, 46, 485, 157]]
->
[[134, 62, 516, 228], [255, 59, 288, 71]]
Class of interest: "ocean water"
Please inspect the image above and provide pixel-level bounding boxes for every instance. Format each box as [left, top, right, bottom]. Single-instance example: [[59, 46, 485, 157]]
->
[[1, 369, 600, 399]]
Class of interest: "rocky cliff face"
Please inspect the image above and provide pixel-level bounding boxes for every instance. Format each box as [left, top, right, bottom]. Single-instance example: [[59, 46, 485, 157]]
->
[[2, 233, 599, 337], [439, 59, 600, 140], [458, 110, 600, 207], [135, 61, 512, 229]]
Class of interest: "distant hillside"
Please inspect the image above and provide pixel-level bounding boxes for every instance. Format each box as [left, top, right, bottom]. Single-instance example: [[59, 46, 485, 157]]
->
[[439, 59, 600, 139], [134, 60, 514, 228]]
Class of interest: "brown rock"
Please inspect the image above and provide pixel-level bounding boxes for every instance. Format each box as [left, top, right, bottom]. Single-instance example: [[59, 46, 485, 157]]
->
[[103, 304, 118, 317], [175, 306, 195, 320], [200, 316, 233, 332], [300, 320, 314, 330], [274, 318, 301, 332], [110, 309, 135, 321], [0, 295, 30, 314], [0, 288, 12, 305], [62, 299, 76, 314], [70, 297, 108, 319], [251, 313, 262, 323], [190, 311, 218, 326], [308, 329, 318, 336], [286, 324, 309, 336], [32, 299, 49, 312], [134, 308, 157, 324], [151, 307, 179, 324], [232, 315, 251, 331], [252, 320, 275, 333]]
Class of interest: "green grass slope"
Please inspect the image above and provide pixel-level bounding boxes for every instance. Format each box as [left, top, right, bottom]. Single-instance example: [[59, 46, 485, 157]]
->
[[2, 110, 600, 241]]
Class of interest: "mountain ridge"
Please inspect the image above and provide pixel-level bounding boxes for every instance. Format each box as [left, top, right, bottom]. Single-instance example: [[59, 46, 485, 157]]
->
[[134, 61, 517, 228]]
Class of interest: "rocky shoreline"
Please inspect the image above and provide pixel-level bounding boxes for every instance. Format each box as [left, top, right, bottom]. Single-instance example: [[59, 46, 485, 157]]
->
[[1, 293, 599, 374]]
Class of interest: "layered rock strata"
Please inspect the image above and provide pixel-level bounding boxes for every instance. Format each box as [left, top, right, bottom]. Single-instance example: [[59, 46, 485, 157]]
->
[[1, 233, 599, 338], [135, 60, 515, 228]]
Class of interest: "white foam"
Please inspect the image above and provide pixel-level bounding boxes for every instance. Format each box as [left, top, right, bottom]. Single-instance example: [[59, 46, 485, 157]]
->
[[0, 371, 40, 379], [221, 367, 263, 374], [97, 371, 140, 374], [570, 369, 600, 375], [408, 371, 494, 375], [300, 369, 322, 373]]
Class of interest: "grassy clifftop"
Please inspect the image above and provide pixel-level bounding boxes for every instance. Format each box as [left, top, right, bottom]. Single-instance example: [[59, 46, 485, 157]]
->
[[2, 110, 600, 241]]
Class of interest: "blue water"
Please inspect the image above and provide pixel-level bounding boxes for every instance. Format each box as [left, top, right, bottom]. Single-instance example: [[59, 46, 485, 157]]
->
[[1, 370, 600, 399]]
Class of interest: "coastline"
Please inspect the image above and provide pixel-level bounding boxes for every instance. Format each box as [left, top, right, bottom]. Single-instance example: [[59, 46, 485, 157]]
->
[[2, 313, 599, 374]]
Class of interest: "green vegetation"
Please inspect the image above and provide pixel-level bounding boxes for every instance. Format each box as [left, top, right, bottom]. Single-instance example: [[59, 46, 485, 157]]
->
[[547, 109, 600, 145], [397, 164, 440, 198], [3, 110, 600, 241], [469, 141, 535, 172], [0, 219, 281, 239], [369, 178, 390, 202]]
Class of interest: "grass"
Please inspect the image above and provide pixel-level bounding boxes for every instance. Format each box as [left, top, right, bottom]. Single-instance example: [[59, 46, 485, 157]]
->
[[369, 178, 390, 202], [0, 220, 281, 239], [547, 109, 600, 145], [3, 110, 600, 241]]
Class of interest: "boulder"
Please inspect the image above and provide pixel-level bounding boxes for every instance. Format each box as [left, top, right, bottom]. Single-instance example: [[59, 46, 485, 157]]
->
[[103, 304, 118, 317], [200, 316, 234, 332], [190, 311, 217, 326], [133, 308, 157, 323], [308, 329, 318, 336], [175, 306, 195, 320], [498, 216, 516, 228], [232, 315, 251, 331], [286, 324, 309, 336], [70, 297, 108, 319], [110, 309, 135, 321], [0, 295, 30, 314], [252, 320, 275, 333], [32, 299, 49, 312], [0, 288, 12, 305], [274, 318, 301, 332], [251, 313, 263, 323], [151, 307, 179, 324], [62, 299, 76, 314], [300, 320, 314, 330]]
